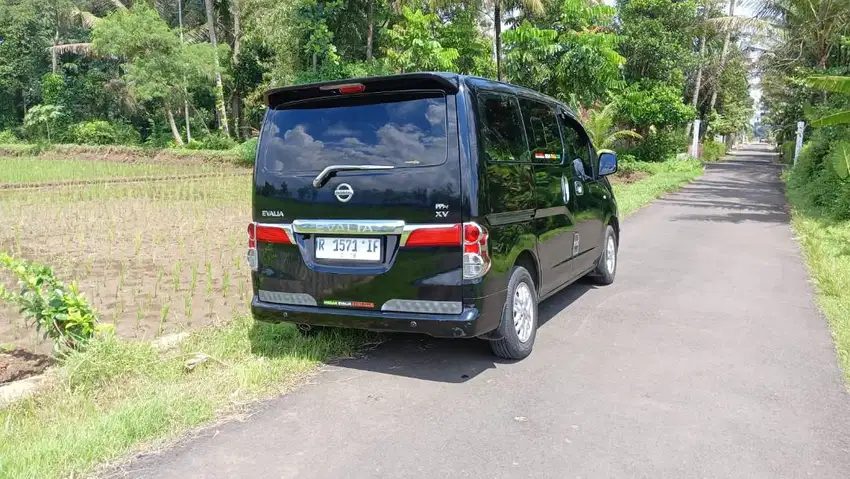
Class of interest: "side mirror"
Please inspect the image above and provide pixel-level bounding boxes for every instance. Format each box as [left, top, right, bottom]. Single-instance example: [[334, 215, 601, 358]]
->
[[598, 150, 617, 177]]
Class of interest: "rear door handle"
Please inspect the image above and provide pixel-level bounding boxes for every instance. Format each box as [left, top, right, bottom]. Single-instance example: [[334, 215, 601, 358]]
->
[[561, 175, 570, 203]]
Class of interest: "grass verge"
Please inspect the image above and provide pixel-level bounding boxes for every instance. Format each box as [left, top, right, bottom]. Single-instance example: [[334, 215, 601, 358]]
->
[[0, 318, 374, 478], [787, 186, 850, 383], [613, 158, 704, 216], [0, 157, 704, 479]]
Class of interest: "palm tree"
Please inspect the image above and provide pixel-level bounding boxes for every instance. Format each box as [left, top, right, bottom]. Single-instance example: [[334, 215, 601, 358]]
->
[[806, 76, 850, 126], [755, 0, 850, 70], [580, 103, 643, 149], [491, 0, 544, 80], [707, 0, 735, 113], [46, 0, 127, 72]]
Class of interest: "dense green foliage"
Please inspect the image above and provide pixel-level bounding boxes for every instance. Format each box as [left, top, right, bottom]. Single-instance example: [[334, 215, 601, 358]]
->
[[700, 139, 726, 162], [0, 0, 755, 161], [759, 0, 850, 220]]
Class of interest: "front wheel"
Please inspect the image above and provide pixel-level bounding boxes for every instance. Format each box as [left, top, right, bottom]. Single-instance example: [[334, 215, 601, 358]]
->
[[489, 266, 538, 360], [590, 225, 617, 285]]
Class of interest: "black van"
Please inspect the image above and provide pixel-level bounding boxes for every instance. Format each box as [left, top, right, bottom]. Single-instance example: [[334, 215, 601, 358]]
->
[[249, 73, 620, 359]]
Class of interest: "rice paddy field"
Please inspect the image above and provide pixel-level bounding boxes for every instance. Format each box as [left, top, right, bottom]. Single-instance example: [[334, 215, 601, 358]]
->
[[0, 156, 228, 184], [0, 156, 253, 352]]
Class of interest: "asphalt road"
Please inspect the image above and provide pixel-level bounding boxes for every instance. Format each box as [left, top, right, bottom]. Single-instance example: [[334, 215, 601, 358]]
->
[[122, 145, 850, 478]]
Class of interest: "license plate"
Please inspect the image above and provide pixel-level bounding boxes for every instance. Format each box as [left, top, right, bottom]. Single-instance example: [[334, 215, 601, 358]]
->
[[315, 237, 382, 261]]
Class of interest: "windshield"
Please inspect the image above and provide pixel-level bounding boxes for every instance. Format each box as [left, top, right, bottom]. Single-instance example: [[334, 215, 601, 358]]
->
[[258, 92, 448, 173]]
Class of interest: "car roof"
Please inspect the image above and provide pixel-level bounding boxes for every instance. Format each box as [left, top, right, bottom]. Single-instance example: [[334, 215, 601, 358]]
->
[[262, 72, 578, 118], [458, 75, 577, 117]]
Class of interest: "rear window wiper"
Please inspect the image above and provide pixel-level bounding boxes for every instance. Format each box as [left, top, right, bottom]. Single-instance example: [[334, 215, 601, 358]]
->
[[312, 165, 395, 188]]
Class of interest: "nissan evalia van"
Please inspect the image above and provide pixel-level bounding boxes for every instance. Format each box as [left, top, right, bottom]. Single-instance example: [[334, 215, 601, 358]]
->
[[248, 73, 620, 359]]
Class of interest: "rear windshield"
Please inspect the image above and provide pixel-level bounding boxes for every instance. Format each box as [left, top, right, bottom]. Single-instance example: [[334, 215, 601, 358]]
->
[[258, 92, 448, 173]]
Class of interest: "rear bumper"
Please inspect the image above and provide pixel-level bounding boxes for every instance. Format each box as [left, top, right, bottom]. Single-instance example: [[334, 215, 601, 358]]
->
[[251, 296, 495, 338]]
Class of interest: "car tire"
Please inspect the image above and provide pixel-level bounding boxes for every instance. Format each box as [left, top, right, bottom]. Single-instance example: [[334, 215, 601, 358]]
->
[[489, 266, 538, 360], [591, 225, 617, 285]]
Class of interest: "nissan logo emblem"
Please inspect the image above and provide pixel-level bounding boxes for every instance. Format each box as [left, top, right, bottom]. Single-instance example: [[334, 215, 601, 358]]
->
[[334, 183, 354, 203]]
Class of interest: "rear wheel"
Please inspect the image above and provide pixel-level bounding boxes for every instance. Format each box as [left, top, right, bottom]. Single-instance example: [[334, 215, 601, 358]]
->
[[489, 266, 538, 360], [590, 225, 617, 285]]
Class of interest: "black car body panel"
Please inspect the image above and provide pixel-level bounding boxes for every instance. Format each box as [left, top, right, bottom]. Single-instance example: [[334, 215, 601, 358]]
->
[[250, 72, 619, 338]]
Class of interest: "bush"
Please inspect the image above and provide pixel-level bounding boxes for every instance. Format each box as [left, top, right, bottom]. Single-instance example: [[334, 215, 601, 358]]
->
[[701, 140, 726, 162], [782, 141, 796, 164], [615, 82, 696, 130], [787, 125, 850, 220], [0, 253, 103, 354], [185, 132, 238, 150], [628, 129, 688, 162], [0, 129, 24, 144], [68, 120, 141, 145], [233, 137, 258, 166]]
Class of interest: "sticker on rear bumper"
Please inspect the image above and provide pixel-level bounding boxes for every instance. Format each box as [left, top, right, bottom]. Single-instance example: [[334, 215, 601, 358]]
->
[[323, 300, 375, 308]]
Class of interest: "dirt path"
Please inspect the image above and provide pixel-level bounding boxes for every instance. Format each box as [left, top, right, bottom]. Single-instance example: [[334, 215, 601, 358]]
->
[[120, 145, 850, 479]]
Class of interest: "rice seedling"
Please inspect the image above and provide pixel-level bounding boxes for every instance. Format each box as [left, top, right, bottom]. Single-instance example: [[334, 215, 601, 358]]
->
[[190, 263, 199, 293], [172, 262, 182, 293], [158, 301, 170, 335]]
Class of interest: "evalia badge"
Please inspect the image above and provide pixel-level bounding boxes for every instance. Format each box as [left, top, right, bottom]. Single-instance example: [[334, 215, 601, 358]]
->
[[261, 210, 285, 218]]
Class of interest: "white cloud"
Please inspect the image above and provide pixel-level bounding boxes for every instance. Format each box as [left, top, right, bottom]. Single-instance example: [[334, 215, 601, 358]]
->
[[325, 123, 358, 137]]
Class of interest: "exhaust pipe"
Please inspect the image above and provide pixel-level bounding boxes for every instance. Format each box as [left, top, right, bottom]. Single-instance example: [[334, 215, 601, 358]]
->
[[297, 323, 313, 333]]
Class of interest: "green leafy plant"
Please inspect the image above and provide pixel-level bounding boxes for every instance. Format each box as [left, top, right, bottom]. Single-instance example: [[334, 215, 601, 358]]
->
[[23, 104, 65, 143], [701, 139, 726, 162], [806, 76, 850, 126], [0, 253, 102, 354], [614, 82, 696, 133], [579, 103, 643, 149], [68, 120, 141, 145], [184, 132, 237, 150], [0, 129, 24, 144], [626, 128, 688, 162], [830, 140, 850, 179], [233, 137, 258, 166], [385, 7, 459, 73]]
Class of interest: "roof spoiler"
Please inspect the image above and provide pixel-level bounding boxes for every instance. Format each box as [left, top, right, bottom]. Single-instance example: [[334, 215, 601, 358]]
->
[[264, 73, 460, 108]]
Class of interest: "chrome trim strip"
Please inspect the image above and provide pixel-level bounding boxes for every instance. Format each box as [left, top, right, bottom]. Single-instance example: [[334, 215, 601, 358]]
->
[[268, 220, 461, 246], [292, 219, 405, 236], [258, 290, 318, 307], [381, 299, 463, 315]]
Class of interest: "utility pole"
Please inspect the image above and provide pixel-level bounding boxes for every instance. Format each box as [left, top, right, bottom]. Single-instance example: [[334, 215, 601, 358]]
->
[[794, 121, 805, 165], [691, 119, 702, 158]]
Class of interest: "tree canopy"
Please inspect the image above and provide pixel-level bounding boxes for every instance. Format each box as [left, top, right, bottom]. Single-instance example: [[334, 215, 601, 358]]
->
[[0, 0, 756, 160]]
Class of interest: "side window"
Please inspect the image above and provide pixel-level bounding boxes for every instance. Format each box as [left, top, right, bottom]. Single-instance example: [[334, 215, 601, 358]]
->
[[560, 115, 593, 177], [518, 98, 563, 163], [477, 92, 528, 162]]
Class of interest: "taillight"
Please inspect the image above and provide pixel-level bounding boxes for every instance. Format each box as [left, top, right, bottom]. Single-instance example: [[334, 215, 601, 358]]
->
[[405, 224, 462, 247], [403, 222, 490, 279], [462, 222, 490, 279], [247, 223, 256, 248], [247, 223, 292, 272], [319, 83, 365, 94], [255, 225, 292, 244], [246, 222, 258, 271]]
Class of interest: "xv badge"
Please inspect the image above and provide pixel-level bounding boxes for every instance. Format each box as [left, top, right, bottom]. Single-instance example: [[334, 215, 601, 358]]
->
[[435, 211, 449, 218]]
